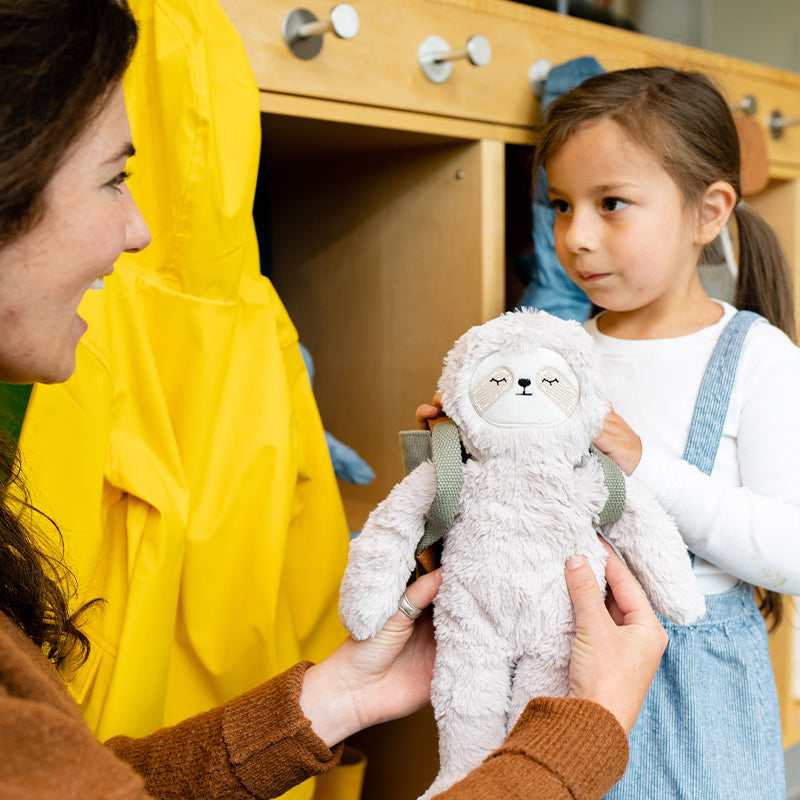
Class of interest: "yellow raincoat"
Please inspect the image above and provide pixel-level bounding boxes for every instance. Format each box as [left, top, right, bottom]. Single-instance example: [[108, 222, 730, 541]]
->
[[18, 1, 360, 796]]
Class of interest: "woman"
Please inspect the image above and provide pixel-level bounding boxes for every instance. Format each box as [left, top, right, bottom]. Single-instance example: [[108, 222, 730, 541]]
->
[[0, 1, 666, 797]]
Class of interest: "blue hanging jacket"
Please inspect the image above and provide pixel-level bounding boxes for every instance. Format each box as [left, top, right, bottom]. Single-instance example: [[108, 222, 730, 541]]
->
[[517, 56, 605, 322]]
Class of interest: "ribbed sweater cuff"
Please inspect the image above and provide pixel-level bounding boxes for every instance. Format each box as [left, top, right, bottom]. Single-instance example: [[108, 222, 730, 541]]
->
[[222, 661, 343, 797], [490, 696, 629, 798]]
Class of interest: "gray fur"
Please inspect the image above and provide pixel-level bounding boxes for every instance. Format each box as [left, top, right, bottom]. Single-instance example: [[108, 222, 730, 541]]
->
[[339, 309, 705, 798]]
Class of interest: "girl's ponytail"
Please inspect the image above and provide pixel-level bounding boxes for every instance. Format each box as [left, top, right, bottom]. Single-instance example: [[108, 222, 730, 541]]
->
[[733, 202, 793, 630], [734, 201, 796, 343]]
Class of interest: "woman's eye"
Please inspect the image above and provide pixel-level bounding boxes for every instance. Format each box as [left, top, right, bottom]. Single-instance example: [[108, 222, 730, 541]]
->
[[108, 170, 131, 192], [550, 198, 570, 214], [601, 197, 628, 212]]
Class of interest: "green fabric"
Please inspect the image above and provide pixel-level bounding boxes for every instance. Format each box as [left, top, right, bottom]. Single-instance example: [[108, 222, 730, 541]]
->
[[0, 384, 32, 443], [398, 429, 627, 558], [589, 444, 626, 526], [417, 420, 463, 555], [398, 424, 464, 555], [398, 429, 433, 476]]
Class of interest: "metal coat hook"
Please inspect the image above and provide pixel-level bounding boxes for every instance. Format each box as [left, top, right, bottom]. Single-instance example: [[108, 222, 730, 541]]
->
[[418, 34, 491, 84], [282, 4, 360, 60], [528, 58, 553, 99], [767, 109, 800, 140], [730, 94, 758, 116]]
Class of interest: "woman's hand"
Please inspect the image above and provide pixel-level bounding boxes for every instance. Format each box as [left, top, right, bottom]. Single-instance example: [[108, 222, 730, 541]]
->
[[592, 407, 642, 475], [299, 568, 443, 747], [565, 544, 668, 733]]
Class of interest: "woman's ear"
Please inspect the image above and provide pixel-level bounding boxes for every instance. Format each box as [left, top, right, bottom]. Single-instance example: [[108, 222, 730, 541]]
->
[[695, 181, 737, 245]]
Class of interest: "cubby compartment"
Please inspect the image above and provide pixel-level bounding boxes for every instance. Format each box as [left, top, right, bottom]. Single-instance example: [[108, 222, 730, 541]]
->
[[226, 0, 800, 759], [257, 112, 506, 527]]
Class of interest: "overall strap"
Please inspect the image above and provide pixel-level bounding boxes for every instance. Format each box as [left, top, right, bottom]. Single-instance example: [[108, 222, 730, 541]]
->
[[683, 310, 763, 475]]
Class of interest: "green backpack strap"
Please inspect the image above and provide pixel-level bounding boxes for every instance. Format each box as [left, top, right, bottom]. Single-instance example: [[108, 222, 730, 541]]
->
[[398, 429, 626, 561], [415, 419, 462, 555], [398, 420, 463, 557], [399, 429, 434, 476], [589, 444, 626, 526]]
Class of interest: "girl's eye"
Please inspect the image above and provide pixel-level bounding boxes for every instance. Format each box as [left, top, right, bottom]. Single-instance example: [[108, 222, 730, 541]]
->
[[550, 198, 570, 214], [601, 197, 629, 212]]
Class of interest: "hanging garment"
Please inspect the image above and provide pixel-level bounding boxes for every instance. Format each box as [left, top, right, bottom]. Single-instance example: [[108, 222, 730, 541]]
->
[[18, 1, 354, 797], [517, 56, 604, 322]]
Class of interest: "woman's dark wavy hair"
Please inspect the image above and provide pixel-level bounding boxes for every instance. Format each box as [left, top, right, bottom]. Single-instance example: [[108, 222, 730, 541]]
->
[[0, 0, 137, 664], [0, 433, 102, 668], [0, 0, 139, 247], [535, 67, 793, 630]]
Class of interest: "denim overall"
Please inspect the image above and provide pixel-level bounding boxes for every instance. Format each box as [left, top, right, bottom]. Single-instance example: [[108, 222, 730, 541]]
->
[[605, 311, 786, 799]]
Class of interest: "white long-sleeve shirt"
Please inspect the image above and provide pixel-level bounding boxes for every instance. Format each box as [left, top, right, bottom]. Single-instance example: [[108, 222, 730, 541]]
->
[[586, 301, 800, 596]]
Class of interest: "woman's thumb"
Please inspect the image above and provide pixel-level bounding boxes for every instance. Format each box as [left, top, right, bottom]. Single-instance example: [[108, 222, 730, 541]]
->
[[565, 554, 605, 623]]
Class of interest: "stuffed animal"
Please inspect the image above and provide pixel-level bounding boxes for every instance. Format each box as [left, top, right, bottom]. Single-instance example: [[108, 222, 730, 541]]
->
[[338, 309, 705, 798]]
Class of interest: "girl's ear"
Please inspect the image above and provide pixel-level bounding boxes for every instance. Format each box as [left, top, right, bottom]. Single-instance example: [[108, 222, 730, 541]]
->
[[695, 181, 737, 245]]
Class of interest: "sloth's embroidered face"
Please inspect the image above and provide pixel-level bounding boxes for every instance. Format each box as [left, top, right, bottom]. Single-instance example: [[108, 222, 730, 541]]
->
[[469, 346, 579, 427]]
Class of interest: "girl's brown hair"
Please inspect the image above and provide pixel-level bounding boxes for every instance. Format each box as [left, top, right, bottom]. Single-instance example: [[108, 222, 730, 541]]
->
[[0, 0, 138, 663], [535, 67, 792, 629]]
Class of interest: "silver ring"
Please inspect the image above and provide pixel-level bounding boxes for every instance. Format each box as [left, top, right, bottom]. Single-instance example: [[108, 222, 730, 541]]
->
[[397, 590, 423, 619]]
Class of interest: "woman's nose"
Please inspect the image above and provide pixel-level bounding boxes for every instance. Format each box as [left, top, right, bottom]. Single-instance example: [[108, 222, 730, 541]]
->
[[122, 185, 151, 253]]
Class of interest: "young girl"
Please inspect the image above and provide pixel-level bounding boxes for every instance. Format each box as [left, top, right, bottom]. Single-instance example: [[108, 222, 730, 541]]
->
[[537, 66, 800, 798]]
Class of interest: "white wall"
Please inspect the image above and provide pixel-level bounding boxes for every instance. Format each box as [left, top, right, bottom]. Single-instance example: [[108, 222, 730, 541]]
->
[[626, 0, 800, 75], [706, 0, 800, 74]]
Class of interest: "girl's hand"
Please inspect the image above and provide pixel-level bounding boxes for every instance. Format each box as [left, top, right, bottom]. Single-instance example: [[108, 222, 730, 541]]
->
[[565, 544, 668, 733], [592, 407, 642, 475], [415, 392, 444, 430], [299, 568, 443, 747]]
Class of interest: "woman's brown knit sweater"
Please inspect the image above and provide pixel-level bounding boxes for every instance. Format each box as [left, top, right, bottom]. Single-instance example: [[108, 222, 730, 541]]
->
[[0, 611, 627, 798]]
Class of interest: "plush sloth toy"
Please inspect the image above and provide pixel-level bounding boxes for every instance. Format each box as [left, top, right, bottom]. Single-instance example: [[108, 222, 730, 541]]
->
[[339, 309, 705, 799]]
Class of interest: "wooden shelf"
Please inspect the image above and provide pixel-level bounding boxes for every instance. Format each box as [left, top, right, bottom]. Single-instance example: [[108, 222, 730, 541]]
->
[[223, 0, 800, 766]]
